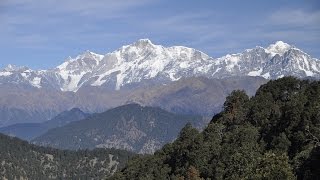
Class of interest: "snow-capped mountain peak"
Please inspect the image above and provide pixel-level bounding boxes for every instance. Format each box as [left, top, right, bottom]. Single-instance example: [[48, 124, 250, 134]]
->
[[89, 39, 212, 90], [82, 50, 104, 60], [57, 50, 103, 70], [266, 41, 292, 56]]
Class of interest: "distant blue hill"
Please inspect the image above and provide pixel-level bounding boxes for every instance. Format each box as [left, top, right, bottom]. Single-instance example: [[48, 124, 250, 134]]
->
[[0, 108, 90, 140]]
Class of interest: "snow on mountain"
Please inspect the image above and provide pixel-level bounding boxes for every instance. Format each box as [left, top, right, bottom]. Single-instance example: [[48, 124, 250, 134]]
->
[[0, 72, 12, 77], [266, 41, 292, 56], [0, 65, 45, 88], [52, 39, 211, 91], [56, 50, 104, 91], [1, 39, 319, 91]]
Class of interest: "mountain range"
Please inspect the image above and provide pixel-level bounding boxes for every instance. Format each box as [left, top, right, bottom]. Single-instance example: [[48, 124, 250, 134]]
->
[[0, 39, 318, 127], [1, 39, 319, 92]]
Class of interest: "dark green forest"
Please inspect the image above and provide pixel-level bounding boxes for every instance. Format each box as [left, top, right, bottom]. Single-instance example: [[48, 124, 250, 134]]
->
[[111, 77, 320, 180], [0, 133, 134, 179]]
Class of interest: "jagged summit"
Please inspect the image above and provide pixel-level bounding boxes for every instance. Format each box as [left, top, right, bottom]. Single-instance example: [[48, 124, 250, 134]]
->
[[131, 39, 156, 49], [0, 40, 319, 91], [135, 38, 154, 45], [118, 39, 156, 51], [266, 41, 292, 56]]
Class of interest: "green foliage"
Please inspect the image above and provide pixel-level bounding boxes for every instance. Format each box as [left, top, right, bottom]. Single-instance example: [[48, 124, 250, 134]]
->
[[111, 77, 320, 180], [217, 124, 262, 180], [222, 90, 250, 126], [254, 152, 296, 180]]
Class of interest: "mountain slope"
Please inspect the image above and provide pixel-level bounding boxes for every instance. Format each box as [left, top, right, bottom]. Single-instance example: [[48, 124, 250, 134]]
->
[[0, 83, 73, 127], [0, 108, 89, 140], [0, 133, 134, 179], [127, 76, 267, 115], [32, 104, 204, 154]]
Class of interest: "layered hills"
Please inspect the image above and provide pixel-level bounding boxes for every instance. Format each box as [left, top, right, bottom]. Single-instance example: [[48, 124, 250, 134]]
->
[[0, 108, 89, 140], [1, 77, 319, 179], [0, 76, 266, 127], [32, 104, 205, 154]]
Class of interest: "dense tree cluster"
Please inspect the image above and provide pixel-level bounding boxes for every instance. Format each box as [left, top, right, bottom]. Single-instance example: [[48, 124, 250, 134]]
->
[[111, 77, 320, 180], [0, 133, 134, 179]]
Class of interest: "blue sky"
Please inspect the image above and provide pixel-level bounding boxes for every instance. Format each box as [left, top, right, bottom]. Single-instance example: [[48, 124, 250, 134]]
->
[[0, 0, 319, 69]]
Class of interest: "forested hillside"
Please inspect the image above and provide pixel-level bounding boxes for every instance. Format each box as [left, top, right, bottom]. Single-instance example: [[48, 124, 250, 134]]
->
[[111, 77, 320, 180], [0, 133, 134, 179], [33, 104, 204, 154]]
